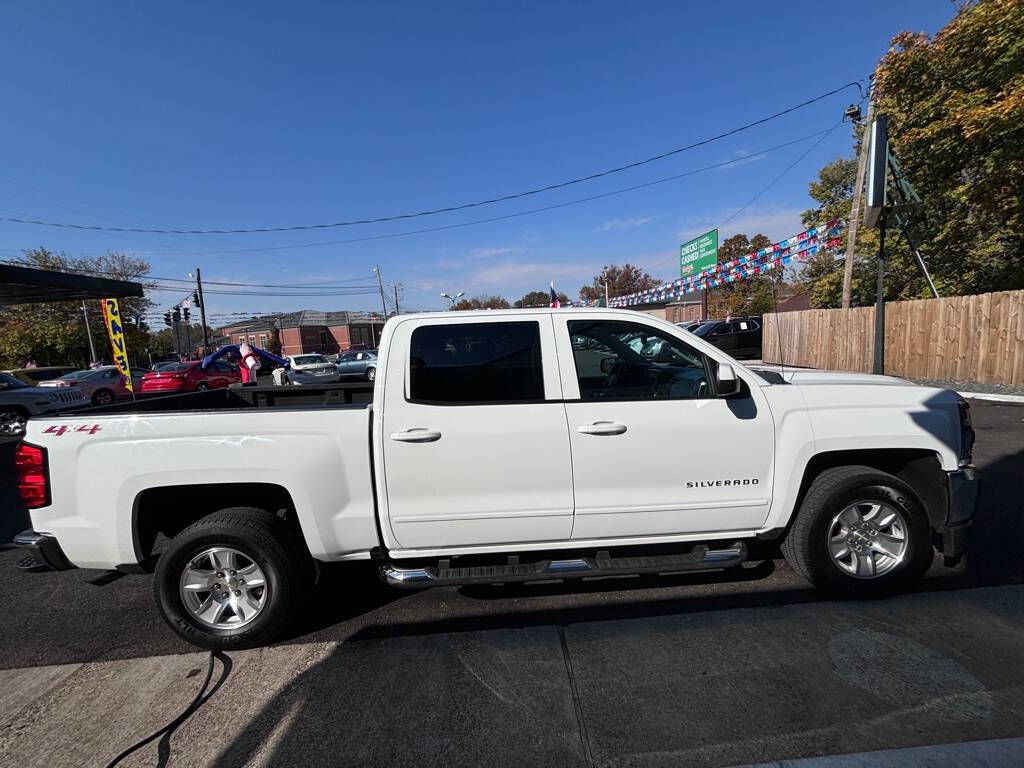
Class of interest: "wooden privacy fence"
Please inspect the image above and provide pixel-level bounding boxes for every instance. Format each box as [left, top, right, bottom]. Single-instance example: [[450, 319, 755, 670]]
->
[[762, 289, 1024, 387]]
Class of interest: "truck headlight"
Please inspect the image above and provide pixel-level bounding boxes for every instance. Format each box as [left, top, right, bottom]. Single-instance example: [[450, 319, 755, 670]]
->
[[957, 396, 974, 465]]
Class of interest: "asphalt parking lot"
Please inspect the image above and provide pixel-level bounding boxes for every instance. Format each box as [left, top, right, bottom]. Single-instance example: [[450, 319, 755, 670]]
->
[[1, 399, 1022, 766]]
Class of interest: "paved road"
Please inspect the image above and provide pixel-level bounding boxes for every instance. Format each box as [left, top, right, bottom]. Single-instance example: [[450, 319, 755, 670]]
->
[[0, 401, 1021, 766]]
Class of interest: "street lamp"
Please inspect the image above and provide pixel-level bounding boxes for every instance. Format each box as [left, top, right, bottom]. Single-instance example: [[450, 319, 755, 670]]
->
[[440, 291, 465, 309]]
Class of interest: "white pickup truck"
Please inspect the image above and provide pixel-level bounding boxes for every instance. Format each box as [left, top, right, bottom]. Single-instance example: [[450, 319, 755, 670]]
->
[[14, 308, 979, 649]]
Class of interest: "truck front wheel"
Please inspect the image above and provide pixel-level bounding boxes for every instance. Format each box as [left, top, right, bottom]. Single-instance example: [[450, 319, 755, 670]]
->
[[781, 465, 932, 596], [154, 507, 307, 650]]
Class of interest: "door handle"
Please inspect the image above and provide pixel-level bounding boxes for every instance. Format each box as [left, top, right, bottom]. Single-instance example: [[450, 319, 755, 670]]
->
[[390, 428, 442, 443], [577, 421, 627, 436]]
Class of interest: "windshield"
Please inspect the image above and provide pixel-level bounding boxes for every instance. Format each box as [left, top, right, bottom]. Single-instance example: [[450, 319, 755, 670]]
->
[[160, 363, 196, 372], [293, 355, 328, 365], [692, 322, 721, 338], [0, 372, 28, 390], [57, 369, 95, 380]]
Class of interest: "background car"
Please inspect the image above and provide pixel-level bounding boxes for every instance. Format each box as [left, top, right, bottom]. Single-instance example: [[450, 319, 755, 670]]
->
[[674, 321, 703, 333], [39, 366, 143, 405], [691, 316, 763, 359], [139, 360, 241, 395], [286, 354, 339, 382], [0, 371, 87, 436], [335, 350, 378, 381], [4, 366, 77, 386]]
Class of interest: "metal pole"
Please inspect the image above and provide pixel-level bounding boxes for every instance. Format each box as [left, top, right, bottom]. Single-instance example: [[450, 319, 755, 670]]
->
[[604, 282, 609, 307], [196, 267, 209, 352], [185, 321, 192, 358], [895, 216, 939, 299], [873, 214, 887, 375], [82, 301, 98, 364], [393, 283, 400, 315], [844, 101, 875, 309], [172, 320, 181, 358], [374, 266, 388, 317]]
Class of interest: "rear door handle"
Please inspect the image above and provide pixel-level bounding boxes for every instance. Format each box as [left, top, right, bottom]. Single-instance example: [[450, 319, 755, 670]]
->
[[390, 428, 442, 443], [577, 421, 627, 436]]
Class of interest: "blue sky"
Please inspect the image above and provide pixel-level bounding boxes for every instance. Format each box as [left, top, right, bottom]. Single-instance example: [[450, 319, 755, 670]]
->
[[0, 1, 954, 321]]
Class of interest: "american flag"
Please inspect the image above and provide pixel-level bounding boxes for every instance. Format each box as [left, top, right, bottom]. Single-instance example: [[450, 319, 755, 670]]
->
[[549, 282, 560, 308]]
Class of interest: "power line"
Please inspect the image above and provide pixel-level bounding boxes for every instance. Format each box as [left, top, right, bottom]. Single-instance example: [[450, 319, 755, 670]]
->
[[32, 128, 833, 260], [717, 119, 844, 230], [644, 120, 845, 273], [0, 82, 863, 235], [0, 262, 380, 290]]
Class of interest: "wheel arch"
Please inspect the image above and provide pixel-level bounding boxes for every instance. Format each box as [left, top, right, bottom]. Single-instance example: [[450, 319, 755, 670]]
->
[[764, 449, 947, 541], [129, 482, 310, 572]]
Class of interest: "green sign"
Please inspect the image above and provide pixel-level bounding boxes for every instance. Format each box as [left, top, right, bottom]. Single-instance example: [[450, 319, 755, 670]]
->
[[680, 229, 718, 278]]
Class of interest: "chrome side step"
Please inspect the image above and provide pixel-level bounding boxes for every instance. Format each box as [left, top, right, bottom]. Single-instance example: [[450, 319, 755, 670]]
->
[[380, 542, 747, 588]]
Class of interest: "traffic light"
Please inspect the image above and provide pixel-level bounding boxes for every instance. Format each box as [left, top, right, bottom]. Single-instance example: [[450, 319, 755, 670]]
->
[[192, 291, 201, 308], [172, 306, 181, 323], [163, 312, 172, 327], [183, 307, 191, 322]]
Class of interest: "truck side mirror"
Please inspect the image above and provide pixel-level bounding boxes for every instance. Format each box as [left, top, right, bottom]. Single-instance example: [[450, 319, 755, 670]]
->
[[600, 357, 618, 375], [717, 363, 741, 397]]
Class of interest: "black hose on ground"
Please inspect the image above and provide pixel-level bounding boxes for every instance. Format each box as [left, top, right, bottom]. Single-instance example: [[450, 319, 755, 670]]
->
[[104, 650, 232, 768]]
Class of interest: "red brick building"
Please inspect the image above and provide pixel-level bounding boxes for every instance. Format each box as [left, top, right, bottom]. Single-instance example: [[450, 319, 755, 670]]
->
[[220, 311, 385, 356]]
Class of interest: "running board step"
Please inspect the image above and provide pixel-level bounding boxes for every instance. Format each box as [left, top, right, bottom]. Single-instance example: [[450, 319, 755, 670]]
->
[[380, 542, 747, 588]]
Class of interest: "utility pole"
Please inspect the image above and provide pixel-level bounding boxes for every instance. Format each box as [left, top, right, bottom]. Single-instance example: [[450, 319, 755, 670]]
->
[[82, 301, 98, 364], [184, 321, 192, 358], [392, 283, 401, 315], [374, 266, 388, 317], [195, 267, 209, 353], [604, 282, 610, 308], [843, 100, 875, 309]]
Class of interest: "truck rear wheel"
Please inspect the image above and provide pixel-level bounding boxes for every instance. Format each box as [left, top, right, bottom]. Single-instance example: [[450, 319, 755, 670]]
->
[[781, 465, 932, 596], [154, 507, 307, 650]]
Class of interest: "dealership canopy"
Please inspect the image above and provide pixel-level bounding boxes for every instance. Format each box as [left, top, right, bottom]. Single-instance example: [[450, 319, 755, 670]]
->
[[0, 264, 144, 306]]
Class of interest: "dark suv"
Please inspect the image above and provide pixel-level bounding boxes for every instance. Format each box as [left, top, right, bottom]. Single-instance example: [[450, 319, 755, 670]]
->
[[692, 316, 763, 359]]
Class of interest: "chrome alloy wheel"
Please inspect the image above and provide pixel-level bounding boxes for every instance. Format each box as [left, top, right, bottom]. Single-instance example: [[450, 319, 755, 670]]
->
[[0, 411, 27, 436], [179, 547, 268, 629], [826, 501, 909, 579]]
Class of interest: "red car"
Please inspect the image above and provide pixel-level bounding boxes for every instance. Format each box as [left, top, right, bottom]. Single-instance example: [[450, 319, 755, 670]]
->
[[139, 360, 241, 395]]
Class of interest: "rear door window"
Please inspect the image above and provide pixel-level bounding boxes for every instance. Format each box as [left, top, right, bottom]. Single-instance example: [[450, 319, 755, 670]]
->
[[409, 321, 544, 403]]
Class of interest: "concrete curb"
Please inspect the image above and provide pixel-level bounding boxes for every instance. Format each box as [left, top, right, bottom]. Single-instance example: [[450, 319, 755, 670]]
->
[[731, 737, 1024, 767], [958, 392, 1024, 404]]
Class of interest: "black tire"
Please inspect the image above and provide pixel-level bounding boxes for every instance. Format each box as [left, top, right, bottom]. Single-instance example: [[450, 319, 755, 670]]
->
[[195, 382, 209, 391], [154, 507, 308, 650], [781, 465, 932, 596], [92, 388, 114, 406], [366, 366, 376, 382]]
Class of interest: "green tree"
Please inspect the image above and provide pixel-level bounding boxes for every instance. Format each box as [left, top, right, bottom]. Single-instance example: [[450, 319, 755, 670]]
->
[[580, 264, 659, 303], [706, 233, 779, 317], [453, 294, 511, 310], [800, 0, 1024, 307], [0, 248, 154, 369], [513, 289, 570, 308]]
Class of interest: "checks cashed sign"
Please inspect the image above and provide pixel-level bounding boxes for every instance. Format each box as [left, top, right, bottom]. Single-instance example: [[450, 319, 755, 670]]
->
[[100, 298, 133, 393], [680, 229, 718, 278]]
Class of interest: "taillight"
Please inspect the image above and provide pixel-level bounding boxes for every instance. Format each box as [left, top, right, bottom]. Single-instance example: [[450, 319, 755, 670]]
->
[[15, 443, 49, 508]]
